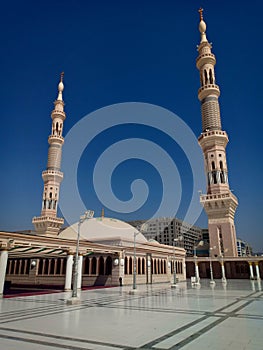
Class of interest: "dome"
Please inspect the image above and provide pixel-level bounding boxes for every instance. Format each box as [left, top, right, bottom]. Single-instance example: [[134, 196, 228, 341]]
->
[[59, 217, 147, 244]]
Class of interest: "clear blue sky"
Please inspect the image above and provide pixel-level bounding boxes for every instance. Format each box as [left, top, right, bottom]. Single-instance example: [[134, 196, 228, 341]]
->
[[0, 1, 262, 252]]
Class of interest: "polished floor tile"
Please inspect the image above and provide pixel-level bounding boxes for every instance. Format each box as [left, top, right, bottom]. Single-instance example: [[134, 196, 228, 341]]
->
[[0, 279, 262, 349]]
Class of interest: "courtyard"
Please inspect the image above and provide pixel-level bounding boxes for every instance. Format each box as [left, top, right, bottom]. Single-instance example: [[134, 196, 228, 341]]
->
[[0, 279, 262, 349]]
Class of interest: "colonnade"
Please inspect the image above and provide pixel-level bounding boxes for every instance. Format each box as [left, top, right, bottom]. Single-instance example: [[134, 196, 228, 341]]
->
[[248, 262, 261, 280], [192, 259, 262, 283]]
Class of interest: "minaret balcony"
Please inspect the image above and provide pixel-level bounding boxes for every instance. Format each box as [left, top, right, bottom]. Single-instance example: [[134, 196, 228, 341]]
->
[[48, 135, 64, 145], [42, 169, 63, 182], [200, 192, 238, 219], [200, 191, 238, 204], [196, 53, 216, 69], [200, 192, 238, 208], [51, 109, 66, 121], [198, 84, 220, 100], [33, 215, 64, 223], [198, 130, 229, 150]]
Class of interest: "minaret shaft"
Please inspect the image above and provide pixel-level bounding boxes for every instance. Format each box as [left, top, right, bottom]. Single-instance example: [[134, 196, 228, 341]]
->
[[32, 74, 66, 235], [196, 10, 238, 257]]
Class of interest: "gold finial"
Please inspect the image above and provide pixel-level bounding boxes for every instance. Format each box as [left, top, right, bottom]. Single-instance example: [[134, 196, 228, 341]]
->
[[101, 208, 104, 218], [198, 7, 204, 21], [60, 71, 64, 82]]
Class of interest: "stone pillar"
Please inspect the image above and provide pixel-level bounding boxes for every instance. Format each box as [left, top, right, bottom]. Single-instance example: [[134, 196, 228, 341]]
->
[[221, 261, 227, 283], [111, 253, 124, 286], [0, 250, 8, 297], [64, 253, 74, 291], [249, 262, 254, 280], [146, 254, 152, 284], [182, 259, 186, 281], [195, 261, 200, 284], [77, 255, 83, 289], [255, 262, 261, 281], [119, 252, 125, 283]]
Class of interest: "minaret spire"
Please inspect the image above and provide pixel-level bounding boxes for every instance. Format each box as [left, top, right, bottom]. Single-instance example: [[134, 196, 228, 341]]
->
[[57, 72, 64, 101], [198, 7, 208, 43], [32, 73, 66, 235], [198, 7, 203, 21], [196, 9, 238, 257]]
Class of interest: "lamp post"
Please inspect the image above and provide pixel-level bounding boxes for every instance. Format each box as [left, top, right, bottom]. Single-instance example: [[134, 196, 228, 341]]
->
[[220, 248, 228, 284], [209, 246, 216, 285], [132, 231, 139, 291], [171, 235, 183, 288], [193, 240, 204, 285], [68, 210, 94, 304]]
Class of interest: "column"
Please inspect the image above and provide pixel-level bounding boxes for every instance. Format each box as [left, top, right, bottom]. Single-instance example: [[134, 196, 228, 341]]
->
[[77, 255, 83, 289], [249, 262, 254, 280], [221, 261, 227, 283], [118, 252, 125, 285], [0, 250, 8, 296], [195, 261, 200, 284], [64, 253, 74, 291], [146, 254, 152, 284], [111, 253, 123, 286], [255, 262, 261, 281]]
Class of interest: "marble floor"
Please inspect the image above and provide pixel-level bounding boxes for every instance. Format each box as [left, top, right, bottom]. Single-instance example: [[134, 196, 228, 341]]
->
[[0, 279, 262, 350]]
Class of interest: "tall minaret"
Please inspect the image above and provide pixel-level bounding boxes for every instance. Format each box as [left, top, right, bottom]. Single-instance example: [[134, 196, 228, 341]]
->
[[32, 73, 66, 235], [196, 9, 238, 257]]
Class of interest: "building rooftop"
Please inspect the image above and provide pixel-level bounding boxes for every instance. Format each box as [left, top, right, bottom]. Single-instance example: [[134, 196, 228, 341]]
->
[[59, 217, 148, 244]]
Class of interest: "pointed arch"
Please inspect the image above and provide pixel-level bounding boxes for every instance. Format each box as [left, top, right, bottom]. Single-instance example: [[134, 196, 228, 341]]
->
[[129, 257, 133, 275], [84, 257, 90, 274], [125, 256, 128, 274], [99, 256, 104, 275], [105, 256, 112, 275], [154, 259, 157, 274], [204, 69, 208, 84], [56, 258, 61, 274], [142, 258, 145, 274], [50, 258, 55, 275], [91, 256, 97, 274], [44, 259, 49, 274], [138, 257, 141, 274], [209, 69, 213, 84], [37, 259, 43, 275]]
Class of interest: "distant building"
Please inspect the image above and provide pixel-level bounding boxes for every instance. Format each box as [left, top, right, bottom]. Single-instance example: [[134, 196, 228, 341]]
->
[[201, 228, 209, 244], [237, 239, 253, 257], [128, 217, 203, 256]]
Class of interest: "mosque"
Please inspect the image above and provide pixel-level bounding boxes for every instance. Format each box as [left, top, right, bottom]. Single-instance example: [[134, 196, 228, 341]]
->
[[0, 72, 186, 295], [0, 9, 262, 296]]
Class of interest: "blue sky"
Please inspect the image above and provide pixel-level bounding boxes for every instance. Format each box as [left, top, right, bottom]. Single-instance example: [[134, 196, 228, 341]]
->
[[0, 1, 262, 252]]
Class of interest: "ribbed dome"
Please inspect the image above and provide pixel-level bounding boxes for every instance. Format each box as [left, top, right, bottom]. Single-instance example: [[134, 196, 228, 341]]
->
[[59, 217, 147, 243]]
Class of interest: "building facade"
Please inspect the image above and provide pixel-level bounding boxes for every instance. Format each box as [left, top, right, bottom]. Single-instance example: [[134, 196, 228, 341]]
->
[[197, 9, 238, 257], [129, 218, 203, 256], [237, 239, 253, 257]]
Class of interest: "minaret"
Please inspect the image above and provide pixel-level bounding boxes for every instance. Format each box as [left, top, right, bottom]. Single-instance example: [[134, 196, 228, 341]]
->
[[196, 9, 238, 257], [32, 73, 66, 235]]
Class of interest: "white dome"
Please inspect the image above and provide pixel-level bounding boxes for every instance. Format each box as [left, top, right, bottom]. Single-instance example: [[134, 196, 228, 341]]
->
[[59, 217, 147, 244]]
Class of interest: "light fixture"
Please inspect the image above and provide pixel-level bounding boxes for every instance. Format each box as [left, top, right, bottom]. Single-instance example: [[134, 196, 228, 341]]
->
[[113, 258, 119, 266]]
